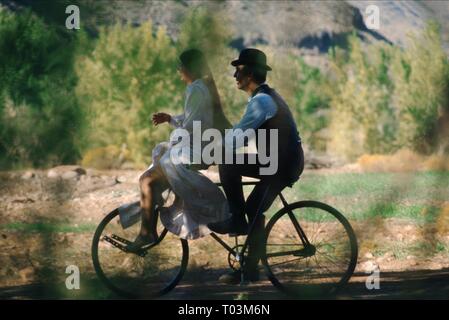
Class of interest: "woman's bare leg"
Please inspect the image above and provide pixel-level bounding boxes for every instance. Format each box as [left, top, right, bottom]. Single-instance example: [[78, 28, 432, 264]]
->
[[139, 169, 163, 241]]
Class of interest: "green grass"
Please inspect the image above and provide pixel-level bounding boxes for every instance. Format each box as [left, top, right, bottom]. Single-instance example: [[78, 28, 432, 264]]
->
[[295, 171, 449, 200], [267, 172, 449, 223], [371, 241, 449, 260], [259, 171, 449, 222], [0, 222, 96, 233], [263, 203, 441, 223], [3, 171, 449, 234], [347, 203, 441, 222]]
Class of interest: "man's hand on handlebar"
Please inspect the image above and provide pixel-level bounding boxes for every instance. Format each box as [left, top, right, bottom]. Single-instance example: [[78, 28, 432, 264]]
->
[[152, 112, 171, 126]]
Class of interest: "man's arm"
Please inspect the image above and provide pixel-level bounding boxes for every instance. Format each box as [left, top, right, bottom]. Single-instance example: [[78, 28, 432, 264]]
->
[[224, 94, 277, 149]]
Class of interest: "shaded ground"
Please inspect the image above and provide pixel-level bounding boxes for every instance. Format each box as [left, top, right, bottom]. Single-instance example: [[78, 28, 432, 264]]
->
[[2, 268, 449, 300]]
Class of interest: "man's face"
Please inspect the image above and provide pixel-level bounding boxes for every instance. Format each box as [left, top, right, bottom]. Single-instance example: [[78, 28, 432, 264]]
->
[[233, 65, 251, 90]]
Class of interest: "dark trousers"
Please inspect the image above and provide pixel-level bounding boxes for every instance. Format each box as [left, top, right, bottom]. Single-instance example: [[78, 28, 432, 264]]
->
[[219, 145, 304, 272], [218, 163, 303, 271]]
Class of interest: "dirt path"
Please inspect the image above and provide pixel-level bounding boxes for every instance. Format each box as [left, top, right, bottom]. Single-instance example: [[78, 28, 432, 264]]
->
[[1, 267, 449, 300], [169, 268, 449, 300]]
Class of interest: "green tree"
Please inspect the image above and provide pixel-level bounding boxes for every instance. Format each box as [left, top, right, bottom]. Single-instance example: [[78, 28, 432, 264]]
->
[[293, 58, 331, 151], [0, 8, 82, 168], [327, 34, 397, 160], [177, 7, 244, 125], [259, 48, 331, 152], [76, 21, 182, 167], [391, 21, 449, 154]]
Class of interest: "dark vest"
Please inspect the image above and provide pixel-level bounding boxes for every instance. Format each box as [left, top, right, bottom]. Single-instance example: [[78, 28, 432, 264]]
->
[[253, 84, 303, 185]]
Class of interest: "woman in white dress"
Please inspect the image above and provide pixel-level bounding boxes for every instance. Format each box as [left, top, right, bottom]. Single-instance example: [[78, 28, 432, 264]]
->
[[125, 49, 232, 251]]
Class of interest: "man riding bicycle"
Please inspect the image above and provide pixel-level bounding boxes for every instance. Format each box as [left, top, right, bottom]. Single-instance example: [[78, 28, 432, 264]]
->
[[92, 49, 357, 300], [208, 48, 305, 283]]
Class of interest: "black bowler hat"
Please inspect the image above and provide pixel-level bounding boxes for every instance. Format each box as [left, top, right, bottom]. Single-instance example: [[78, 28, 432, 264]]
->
[[231, 48, 272, 71]]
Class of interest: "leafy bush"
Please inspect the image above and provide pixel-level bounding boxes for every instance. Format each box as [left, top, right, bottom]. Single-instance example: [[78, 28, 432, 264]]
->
[[76, 21, 181, 168], [81, 145, 129, 169], [390, 21, 449, 154], [291, 58, 331, 151], [327, 22, 449, 161], [0, 8, 83, 169], [257, 48, 331, 151], [2, 5, 448, 169], [77, 7, 245, 168], [177, 7, 244, 124], [327, 34, 396, 161]]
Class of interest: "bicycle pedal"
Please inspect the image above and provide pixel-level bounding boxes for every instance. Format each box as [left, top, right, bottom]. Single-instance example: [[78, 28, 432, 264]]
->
[[102, 235, 146, 257], [102, 235, 129, 252], [111, 234, 132, 245]]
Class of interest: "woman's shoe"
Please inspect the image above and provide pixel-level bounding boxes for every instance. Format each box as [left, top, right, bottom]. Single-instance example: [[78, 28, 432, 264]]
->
[[125, 234, 157, 253]]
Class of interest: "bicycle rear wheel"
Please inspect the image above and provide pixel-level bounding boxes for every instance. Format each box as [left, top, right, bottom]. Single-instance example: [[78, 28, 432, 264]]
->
[[91, 208, 189, 298], [262, 201, 358, 298]]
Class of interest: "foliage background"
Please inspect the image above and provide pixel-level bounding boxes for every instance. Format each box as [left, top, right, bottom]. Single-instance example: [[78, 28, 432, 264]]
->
[[1, 4, 448, 169]]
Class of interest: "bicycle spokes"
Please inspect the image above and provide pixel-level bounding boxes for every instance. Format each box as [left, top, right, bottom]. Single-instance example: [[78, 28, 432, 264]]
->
[[264, 201, 357, 297], [93, 209, 188, 298], [265, 244, 316, 259]]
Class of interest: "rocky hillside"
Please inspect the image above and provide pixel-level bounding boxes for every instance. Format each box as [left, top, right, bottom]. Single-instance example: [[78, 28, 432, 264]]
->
[[349, 0, 449, 52], [2, 0, 449, 53], [95, 1, 449, 52]]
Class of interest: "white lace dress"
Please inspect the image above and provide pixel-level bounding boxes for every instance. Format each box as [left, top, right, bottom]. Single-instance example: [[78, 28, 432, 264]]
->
[[118, 79, 230, 239]]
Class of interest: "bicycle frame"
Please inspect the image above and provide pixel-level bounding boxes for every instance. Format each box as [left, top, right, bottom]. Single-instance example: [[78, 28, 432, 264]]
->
[[210, 181, 313, 280], [93, 179, 357, 298], [116, 180, 314, 277]]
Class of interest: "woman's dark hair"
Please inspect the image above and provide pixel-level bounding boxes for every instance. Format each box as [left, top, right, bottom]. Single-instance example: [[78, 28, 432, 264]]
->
[[179, 49, 232, 132]]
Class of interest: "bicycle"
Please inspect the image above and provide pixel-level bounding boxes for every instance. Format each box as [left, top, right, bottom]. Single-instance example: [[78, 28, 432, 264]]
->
[[91, 180, 358, 299]]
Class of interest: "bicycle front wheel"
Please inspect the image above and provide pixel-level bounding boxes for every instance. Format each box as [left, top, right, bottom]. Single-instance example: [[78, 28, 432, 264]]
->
[[262, 201, 358, 298], [92, 208, 189, 298]]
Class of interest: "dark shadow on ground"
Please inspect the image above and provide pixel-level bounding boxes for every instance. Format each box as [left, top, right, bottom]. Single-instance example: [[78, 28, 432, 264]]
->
[[1, 267, 449, 300]]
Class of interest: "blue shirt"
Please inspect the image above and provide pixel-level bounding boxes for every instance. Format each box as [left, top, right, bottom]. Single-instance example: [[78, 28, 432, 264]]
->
[[225, 88, 278, 150]]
